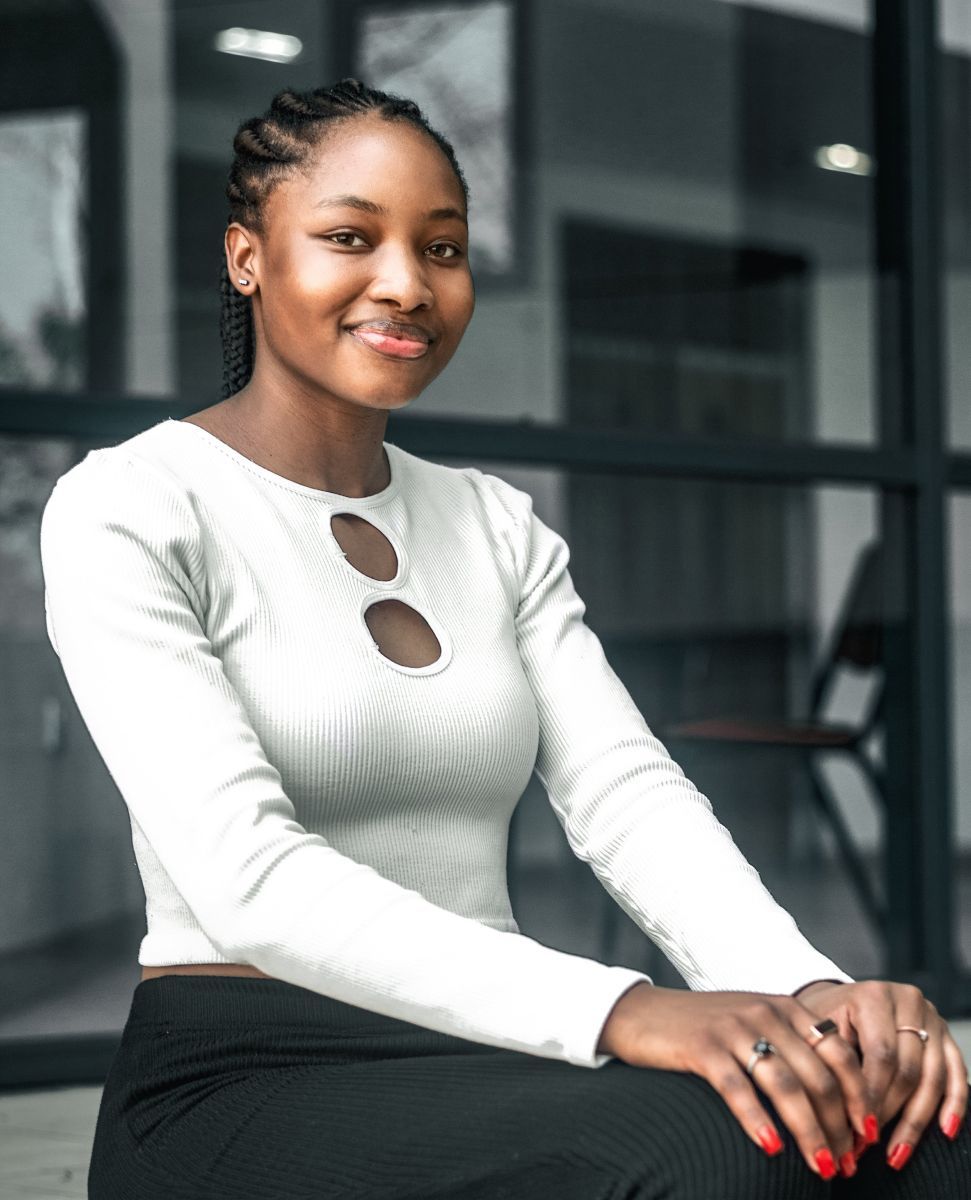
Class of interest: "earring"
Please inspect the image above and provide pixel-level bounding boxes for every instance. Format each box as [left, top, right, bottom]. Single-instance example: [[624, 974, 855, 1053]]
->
[[238, 277, 250, 285]]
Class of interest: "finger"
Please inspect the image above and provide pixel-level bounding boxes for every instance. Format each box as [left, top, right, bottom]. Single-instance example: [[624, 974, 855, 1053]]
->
[[885, 1016, 947, 1170], [796, 1004, 872, 1146], [879, 991, 931, 1126], [739, 1045, 839, 1179], [760, 1007, 857, 1173], [846, 981, 898, 1123], [701, 1052, 788, 1161], [938, 1027, 969, 1140]]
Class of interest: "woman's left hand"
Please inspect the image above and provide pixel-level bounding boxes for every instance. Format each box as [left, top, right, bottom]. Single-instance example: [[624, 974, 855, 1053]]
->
[[795, 979, 968, 1170]]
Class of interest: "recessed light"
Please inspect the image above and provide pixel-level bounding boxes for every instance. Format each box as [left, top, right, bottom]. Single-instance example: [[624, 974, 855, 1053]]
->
[[214, 27, 303, 64], [815, 142, 874, 176]]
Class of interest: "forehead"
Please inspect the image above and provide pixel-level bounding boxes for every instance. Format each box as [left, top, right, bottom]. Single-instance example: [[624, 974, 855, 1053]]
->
[[280, 115, 464, 213]]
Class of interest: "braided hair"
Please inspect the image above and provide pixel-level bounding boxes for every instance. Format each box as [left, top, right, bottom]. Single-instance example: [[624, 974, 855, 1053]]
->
[[219, 77, 470, 400]]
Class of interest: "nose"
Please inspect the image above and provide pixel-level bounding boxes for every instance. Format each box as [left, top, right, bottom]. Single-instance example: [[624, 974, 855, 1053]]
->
[[365, 243, 435, 311]]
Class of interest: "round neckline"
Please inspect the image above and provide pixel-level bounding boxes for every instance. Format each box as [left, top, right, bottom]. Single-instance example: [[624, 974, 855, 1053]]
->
[[163, 417, 401, 505]]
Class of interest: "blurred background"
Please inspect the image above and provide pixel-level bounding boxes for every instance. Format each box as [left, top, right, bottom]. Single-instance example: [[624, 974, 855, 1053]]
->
[[0, 0, 970, 1098]]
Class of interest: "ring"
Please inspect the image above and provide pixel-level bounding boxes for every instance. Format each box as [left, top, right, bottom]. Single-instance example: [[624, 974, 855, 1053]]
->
[[746, 1037, 778, 1076], [806, 1018, 839, 1048], [897, 1025, 929, 1045]]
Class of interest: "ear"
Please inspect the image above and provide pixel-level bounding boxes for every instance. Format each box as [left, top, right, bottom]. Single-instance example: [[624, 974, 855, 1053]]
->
[[225, 223, 259, 294]]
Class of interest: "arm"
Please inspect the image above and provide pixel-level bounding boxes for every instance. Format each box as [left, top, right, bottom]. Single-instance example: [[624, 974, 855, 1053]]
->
[[39, 450, 650, 1068], [476, 468, 853, 997]]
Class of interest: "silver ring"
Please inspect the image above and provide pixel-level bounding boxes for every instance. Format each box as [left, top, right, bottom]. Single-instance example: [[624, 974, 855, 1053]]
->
[[746, 1037, 778, 1076], [897, 1025, 929, 1045]]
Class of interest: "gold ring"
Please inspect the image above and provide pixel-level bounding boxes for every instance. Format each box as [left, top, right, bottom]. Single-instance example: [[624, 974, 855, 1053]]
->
[[807, 1018, 839, 1047], [897, 1025, 929, 1045]]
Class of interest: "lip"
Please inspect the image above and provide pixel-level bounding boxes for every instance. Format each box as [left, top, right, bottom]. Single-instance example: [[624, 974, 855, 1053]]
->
[[345, 319, 434, 343], [346, 328, 430, 360]]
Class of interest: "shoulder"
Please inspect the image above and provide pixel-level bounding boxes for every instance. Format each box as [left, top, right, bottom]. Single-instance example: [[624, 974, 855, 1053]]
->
[[42, 422, 201, 548], [392, 442, 535, 577]]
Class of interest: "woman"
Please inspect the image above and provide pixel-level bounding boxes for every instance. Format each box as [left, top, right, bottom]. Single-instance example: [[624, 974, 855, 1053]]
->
[[39, 78, 971, 1198]]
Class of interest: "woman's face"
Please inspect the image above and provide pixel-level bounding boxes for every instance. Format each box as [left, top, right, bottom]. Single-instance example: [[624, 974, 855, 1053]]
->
[[229, 113, 475, 414]]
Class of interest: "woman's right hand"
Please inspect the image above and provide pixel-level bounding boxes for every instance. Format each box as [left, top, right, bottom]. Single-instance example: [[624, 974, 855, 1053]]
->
[[597, 983, 878, 1181]]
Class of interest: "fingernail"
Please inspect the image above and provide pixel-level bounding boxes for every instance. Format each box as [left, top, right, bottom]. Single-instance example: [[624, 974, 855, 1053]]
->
[[852, 1131, 867, 1159], [888, 1142, 913, 1170], [814, 1148, 837, 1180], [864, 1113, 880, 1144], [839, 1151, 857, 1178], [757, 1125, 783, 1156], [944, 1113, 962, 1140]]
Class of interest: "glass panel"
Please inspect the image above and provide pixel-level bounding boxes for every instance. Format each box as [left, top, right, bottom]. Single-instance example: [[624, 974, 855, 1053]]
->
[[357, 1, 514, 278], [0, 112, 87, 390], [0, 0, 880, 437], [439, 457, 888, 982], [941, 1, 971, 448], [0, 434, 146, 1042], [353, 0, 877, 442], [950, 494, 971, 969]]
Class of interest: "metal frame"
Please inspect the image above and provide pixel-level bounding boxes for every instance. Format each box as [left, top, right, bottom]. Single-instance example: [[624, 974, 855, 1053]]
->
[[3, 0, 971, 1089]]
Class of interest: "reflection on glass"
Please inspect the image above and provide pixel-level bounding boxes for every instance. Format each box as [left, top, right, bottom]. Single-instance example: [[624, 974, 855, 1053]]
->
[[441, 459, 885, 979], [356, 0, 513, 276], [941, 0, 971, 447], [0, 110, 87, 389], [950, 495, 971, 969], [0, 436, 144, 1042]]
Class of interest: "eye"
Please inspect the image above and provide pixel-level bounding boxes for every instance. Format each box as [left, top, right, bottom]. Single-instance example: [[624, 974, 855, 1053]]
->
[[427, 242, 463, 259], [324, 231, 368, 247]]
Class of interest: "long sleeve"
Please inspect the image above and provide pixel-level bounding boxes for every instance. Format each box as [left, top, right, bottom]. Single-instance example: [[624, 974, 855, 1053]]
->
[[38, 451, 651, 1069], [480, 470, 853, 996]]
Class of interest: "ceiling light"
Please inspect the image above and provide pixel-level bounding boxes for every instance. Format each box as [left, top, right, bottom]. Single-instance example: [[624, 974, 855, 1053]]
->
[[214, 27, 303, 64], [814, 142, 874, 176]]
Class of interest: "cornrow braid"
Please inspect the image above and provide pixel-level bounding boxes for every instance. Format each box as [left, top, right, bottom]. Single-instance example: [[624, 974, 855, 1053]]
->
[[219, 77, 470, 399]]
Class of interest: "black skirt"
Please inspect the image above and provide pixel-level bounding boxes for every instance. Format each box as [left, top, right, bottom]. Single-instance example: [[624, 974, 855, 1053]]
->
[[87, 974, 971, 1199]]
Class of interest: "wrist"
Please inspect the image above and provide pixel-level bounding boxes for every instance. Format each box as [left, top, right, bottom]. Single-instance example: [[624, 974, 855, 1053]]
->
[[596, 980, 655, 1056], [793, 978, 845, 1002]]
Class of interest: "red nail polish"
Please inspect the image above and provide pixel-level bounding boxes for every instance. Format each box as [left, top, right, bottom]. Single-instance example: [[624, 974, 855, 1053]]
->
[[814, 1148, 837, 1180], [852, 1131, 867, 1159], [888, 1142, 913, 1170], [864, 1113, 880, 1144], [944, 1113, 962, 1140], [839, 1151, 857, 1178], [757, 1125, 783, 1156]]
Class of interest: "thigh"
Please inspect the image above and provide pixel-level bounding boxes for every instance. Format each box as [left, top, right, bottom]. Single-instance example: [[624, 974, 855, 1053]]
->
[[134, 1049, 835, 1200], [831, 1110, 971, 1199]]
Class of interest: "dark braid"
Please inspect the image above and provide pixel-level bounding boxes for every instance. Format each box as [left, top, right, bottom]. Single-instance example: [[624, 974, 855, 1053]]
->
[[219, 77, 471, 400]]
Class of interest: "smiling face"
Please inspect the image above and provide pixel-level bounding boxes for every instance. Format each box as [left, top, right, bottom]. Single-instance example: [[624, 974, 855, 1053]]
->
[[226, 112, 475, 415]]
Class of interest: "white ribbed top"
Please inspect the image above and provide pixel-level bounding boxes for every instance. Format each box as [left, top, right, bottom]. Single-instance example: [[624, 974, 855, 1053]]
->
[[38, 417, 851, 1069]]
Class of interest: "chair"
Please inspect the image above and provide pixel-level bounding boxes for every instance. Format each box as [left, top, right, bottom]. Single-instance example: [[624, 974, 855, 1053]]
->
[[600, 541, 886, 963]]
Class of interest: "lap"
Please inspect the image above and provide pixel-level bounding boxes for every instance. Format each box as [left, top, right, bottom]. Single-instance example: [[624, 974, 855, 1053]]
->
[[88, 976, 971, 1200], [106, 1046, 834, 1199]]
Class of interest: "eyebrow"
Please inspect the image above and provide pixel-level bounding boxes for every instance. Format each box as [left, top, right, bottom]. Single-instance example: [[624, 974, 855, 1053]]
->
[[312, 193, 467, 225]]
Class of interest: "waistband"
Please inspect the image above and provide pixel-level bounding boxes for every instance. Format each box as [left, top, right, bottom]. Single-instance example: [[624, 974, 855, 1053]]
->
[[128, 974, 423, 1034]]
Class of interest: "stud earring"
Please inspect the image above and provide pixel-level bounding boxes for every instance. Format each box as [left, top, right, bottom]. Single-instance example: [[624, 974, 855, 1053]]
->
[[238, 277, 250, 285]]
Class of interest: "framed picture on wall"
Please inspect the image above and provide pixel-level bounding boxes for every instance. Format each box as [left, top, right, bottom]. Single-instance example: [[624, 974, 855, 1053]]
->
[[333, 0, 531, 290]]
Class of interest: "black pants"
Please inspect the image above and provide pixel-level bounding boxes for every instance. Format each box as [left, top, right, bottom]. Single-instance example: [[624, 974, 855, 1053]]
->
[[88, 975, 971, 1199]]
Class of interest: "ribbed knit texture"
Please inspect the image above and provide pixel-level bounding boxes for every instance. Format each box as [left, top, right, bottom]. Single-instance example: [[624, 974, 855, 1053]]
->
[[88, 974, 971, 1199], [40, 417, 850, 1072]]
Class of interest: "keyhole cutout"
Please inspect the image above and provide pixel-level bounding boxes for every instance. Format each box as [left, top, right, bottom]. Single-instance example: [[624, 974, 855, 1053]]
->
[[364, 599, 442, 668], [330, 512, 399, 581]]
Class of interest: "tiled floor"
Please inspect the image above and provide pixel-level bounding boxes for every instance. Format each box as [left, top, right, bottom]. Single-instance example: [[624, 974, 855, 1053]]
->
[[0, 1088, 100, 1199]]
